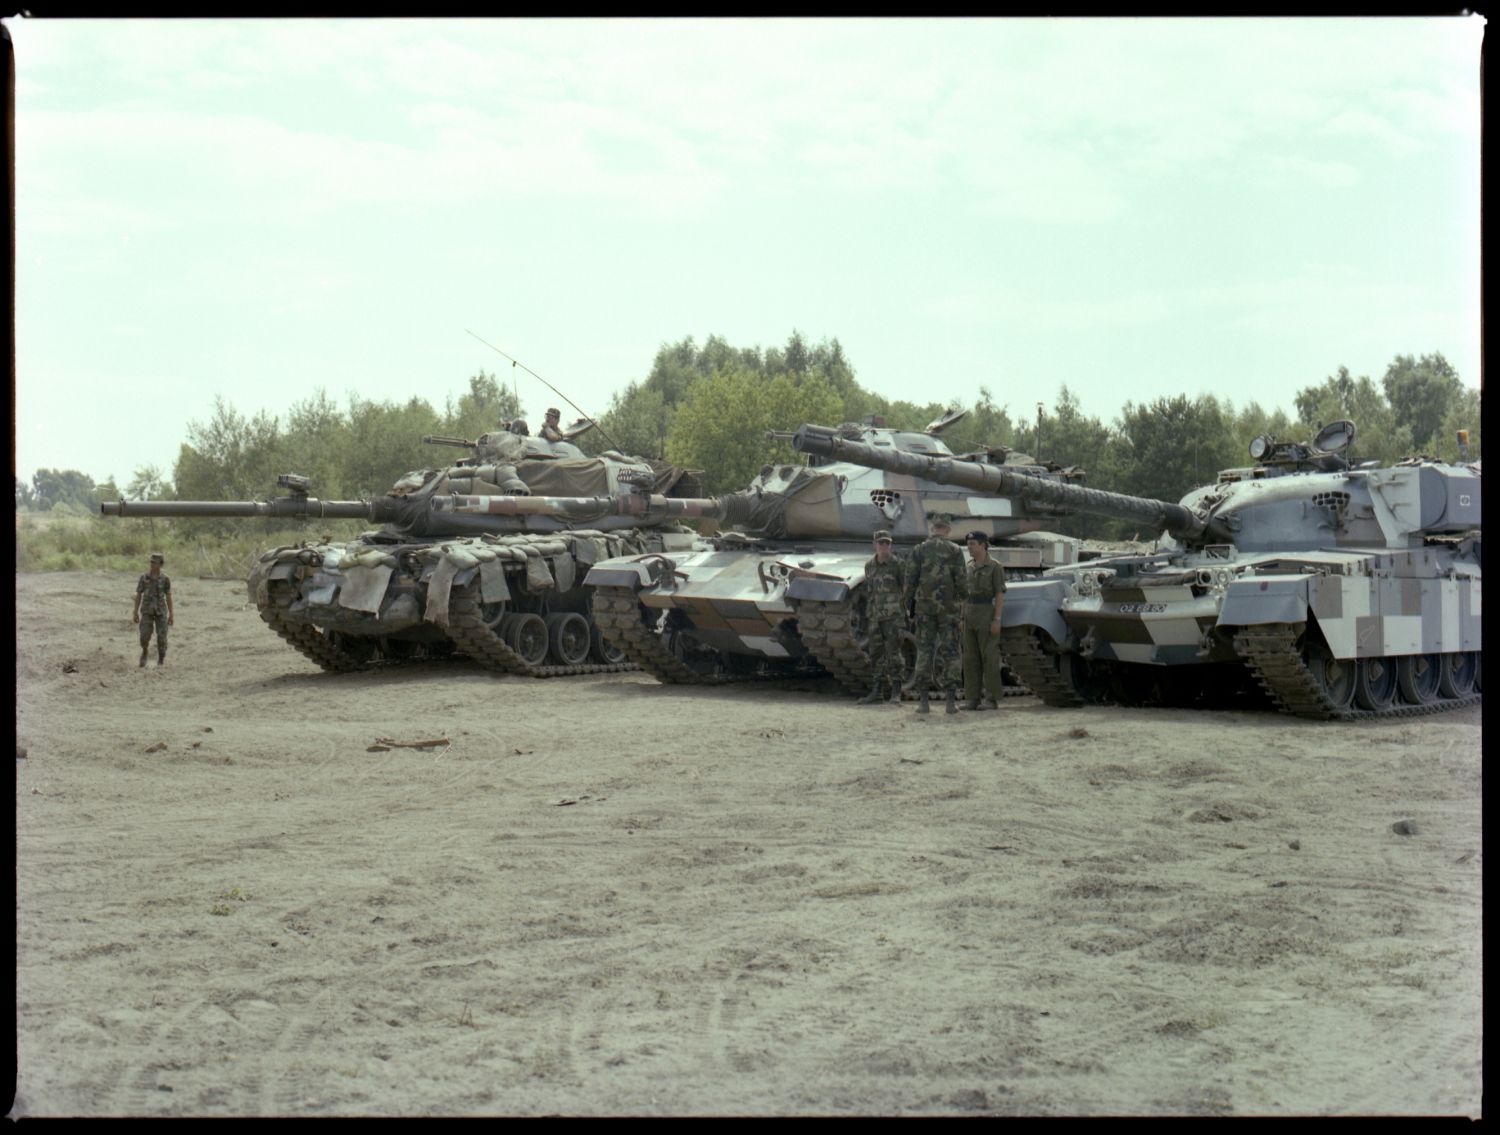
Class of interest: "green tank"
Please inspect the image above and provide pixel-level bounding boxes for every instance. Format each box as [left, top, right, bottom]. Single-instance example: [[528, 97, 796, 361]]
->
[[583, 413, 1096, 692], [101, 425, 714, 676]]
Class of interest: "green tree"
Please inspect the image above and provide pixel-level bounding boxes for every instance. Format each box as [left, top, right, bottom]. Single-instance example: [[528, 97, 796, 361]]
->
[[1381, 352, 1465, 453], [282, 388, 350, 497], [1293, 366, 1410, 465], [126, 465, 171, 501], [1437, 386, 1482, 462], [595, 381, 673, 459], [174, 396, 284, 501], [15, 477, 35, 511], [29, 468, 100, 512], [440, 371, 522, 441], [667, 366, 844, 492], [1110, 395, 1238, 506]]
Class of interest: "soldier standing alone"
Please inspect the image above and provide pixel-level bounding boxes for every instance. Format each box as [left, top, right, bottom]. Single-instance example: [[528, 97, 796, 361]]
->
[[132, 552, 174, 667], [961, 530, 1006, 710], [856, 530, 907, 705], [905, 512, 966, 714]]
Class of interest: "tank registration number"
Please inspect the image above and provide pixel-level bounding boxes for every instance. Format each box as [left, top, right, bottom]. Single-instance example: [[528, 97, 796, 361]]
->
[[1115, 602, 1167, 614]]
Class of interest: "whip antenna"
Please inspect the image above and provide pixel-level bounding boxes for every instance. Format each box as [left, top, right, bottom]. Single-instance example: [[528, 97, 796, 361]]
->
[[465, 330, 625, 453]]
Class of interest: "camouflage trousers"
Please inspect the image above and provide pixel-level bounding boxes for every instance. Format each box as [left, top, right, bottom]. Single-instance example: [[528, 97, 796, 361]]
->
[[139, 612, 169, 651], [911, 605, 962, 691], [865, 616, 906, 684], [961, 604, 1003, 703]]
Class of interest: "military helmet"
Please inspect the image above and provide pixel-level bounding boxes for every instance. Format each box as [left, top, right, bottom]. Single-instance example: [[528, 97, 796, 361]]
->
[[149, 552, 165, 564]]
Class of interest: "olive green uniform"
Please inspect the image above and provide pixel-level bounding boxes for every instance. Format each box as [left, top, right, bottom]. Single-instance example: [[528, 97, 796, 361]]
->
[[962, 558, 1006, 704]]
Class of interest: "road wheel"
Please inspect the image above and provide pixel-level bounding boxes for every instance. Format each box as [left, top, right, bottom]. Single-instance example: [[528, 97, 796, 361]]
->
[[1396, 654, 1440, 706], [589, 622, 627, 664], [545, 612, 591, 666], [501, 613, 549, 666], [1438, 651, 1478, 698], [1353, 656, 1397, 711], [1303, 641, 1355, 711]]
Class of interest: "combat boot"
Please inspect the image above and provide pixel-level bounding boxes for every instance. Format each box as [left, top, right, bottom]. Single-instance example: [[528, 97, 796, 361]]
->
[[139, 647, 148, 668], [964, 696, 982, 711], [157, 648, 166, 668], [916, 690, 930, 714], [945, 688, 959, 715], [856, 679, 884, 705], [887, 682, 903, 704]]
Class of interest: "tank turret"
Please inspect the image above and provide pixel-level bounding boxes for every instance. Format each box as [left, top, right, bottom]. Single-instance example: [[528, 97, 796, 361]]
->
[[100, 435, 709, 677], [793, 419, 1481, 554], [793, 419, 1482, 720]]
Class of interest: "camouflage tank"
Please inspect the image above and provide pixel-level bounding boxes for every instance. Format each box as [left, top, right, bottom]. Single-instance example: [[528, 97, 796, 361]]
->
[[101, 422, 714, 676], [583, 412, 1094, 691], [795, 420, 1482, 719]]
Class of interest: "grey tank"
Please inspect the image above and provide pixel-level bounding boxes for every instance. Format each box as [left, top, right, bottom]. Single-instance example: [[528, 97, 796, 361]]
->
[[101, 428, 723, 677], [792, 420, 1482, 718], [582, 411, 1102, 693]]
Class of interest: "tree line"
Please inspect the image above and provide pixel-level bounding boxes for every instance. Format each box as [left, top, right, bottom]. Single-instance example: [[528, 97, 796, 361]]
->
[[18, 335, 1480, 544]]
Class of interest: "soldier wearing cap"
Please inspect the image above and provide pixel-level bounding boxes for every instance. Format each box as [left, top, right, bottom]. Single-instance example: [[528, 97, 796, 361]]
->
[[856, 529, 908, 704], [539, 407, 565, 443], [961, 530, 1006, 710], [904, 512, 966, 714], [132, 552, 174, 667]]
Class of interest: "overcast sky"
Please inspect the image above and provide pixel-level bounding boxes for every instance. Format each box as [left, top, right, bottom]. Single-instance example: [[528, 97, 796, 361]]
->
[[9, 16, 1483, 489]]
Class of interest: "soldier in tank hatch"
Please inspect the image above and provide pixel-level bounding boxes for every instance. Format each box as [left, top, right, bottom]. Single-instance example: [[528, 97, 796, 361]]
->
[[539, 408, 565, 443]]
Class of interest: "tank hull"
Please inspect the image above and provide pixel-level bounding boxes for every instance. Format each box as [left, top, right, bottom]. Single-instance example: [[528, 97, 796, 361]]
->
[[250, 528, 703, 675], [1001, 542, 1482, 718], [585, 532, 1082, 693]]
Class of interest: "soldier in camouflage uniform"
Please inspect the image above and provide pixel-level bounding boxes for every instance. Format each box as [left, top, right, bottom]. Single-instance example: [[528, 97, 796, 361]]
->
[[856, 530, 907, 704], [132, 552, 174, 667], [904, 512, 966, 714], [961, 530, 1006, 710]]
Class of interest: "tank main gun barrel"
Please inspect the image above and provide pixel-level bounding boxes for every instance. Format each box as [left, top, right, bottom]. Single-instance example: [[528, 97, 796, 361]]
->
[[102, 488, 771, 531], [791, 423, 1220, 543], [422, 435, 478, 449], [101, 497, 380, 520]]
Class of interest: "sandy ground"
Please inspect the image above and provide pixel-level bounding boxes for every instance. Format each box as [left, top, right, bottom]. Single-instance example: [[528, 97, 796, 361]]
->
[[12, 571, 1483, 1117]]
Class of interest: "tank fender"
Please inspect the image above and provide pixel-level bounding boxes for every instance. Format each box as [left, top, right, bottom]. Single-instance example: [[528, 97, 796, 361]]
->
[[785, 576, 852, 603], [1000, 580, 1071, 646], [1216, 574, 1312, 627], [583, 562, 654, 590]]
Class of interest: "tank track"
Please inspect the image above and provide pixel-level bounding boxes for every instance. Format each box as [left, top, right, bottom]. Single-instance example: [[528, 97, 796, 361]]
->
[[589, 586, 728, 685], [791, 598, 871, 694], [999, 627, 1087, 707], [1233, 624, 1482, 721], [444, 584, 638, 678], [259, 597, 368, 673]]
